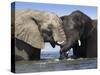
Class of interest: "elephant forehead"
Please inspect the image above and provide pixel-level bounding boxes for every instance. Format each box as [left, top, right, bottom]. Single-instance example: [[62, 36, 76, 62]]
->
[[43, 12, 62, 25]]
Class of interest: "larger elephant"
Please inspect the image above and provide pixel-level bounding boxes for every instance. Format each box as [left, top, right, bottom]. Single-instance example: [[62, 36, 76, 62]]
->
[[58, 10, 97, 59], [11, 9, 66, 60]]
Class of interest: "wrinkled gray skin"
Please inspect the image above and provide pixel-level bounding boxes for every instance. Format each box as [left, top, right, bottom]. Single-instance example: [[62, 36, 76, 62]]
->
[[59, 10, 97, 59], [11, 9, 66, 60]]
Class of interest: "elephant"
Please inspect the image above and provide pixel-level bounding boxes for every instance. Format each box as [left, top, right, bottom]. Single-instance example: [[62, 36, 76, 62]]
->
[[58, 10, 97, 59], [11, 9, 66, 61], [73, 19, 97, 58]]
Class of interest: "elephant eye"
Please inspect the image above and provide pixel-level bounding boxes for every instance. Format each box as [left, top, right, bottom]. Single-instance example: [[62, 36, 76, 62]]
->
[[42, 29, 52, 36]]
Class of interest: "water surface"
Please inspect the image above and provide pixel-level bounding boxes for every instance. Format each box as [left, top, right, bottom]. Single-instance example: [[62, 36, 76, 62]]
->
[[15, 58, 97, 73]]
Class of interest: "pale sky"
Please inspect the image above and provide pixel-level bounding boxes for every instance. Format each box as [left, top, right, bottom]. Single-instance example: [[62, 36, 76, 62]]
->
[[12, 2, 97, 19]]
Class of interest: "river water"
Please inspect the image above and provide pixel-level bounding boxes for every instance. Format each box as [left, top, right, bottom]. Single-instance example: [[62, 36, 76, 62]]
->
[[15, 51, 97, 73]]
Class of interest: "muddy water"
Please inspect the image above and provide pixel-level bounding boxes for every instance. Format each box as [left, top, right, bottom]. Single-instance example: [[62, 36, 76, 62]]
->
[[15, 58, 97, 73]]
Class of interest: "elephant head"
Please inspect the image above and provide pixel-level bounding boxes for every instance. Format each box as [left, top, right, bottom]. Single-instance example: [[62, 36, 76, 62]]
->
[[59, 10, 94, 59], [14, 9, 66, 49]]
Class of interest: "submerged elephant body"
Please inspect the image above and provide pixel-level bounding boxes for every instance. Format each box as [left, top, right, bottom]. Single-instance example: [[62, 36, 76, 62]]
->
[[59, 10, 97, 59], [11, 9, 66, 60]]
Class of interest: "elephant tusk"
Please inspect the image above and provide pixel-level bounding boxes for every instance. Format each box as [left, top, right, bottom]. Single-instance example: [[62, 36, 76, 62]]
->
[[57, 41, 64, 44], [78, 40, 81, 46], [67, 51, 69, 54]]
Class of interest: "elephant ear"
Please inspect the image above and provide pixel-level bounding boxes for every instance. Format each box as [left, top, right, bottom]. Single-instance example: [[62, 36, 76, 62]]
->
[[15, 19, 45, 49]]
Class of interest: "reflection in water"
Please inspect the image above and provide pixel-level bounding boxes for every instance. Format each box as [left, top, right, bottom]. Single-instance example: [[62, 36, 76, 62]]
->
[[41, 51, 60, 59]]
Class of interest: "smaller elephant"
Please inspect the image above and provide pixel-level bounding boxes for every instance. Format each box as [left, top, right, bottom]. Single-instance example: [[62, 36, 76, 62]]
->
[[58, 10, 97, 59], [73, 19, 97, 58], [11, 9, 66, 60]]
